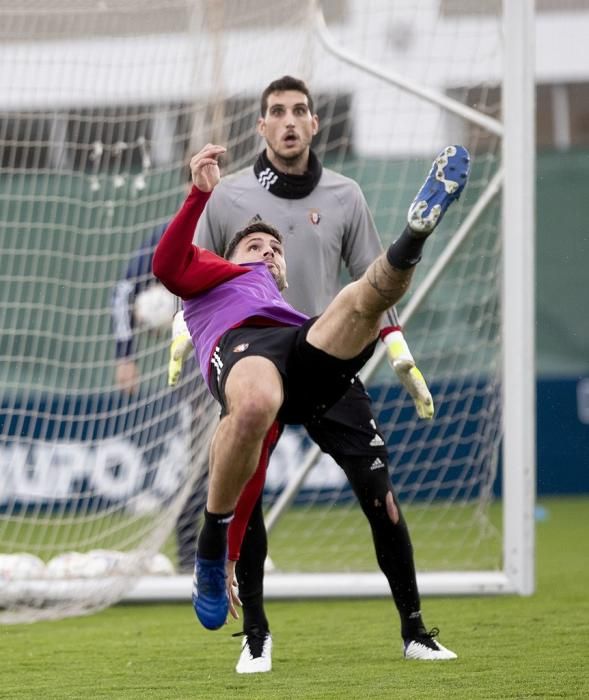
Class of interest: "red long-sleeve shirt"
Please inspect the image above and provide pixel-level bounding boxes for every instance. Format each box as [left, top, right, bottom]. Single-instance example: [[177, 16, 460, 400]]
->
[[152, 186, 248, 298]]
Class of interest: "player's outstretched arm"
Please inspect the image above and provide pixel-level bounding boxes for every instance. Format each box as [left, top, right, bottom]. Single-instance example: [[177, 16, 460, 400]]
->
[[168, 310, 192, 386], [381, 327, 434, 420], [383, 306, 433, 418], [153, 145, 247, 300]]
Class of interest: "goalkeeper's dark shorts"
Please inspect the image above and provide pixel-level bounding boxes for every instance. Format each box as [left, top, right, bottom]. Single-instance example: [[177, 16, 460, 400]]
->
[[304, 377, 389, 459], [209, 317, 378, 426]]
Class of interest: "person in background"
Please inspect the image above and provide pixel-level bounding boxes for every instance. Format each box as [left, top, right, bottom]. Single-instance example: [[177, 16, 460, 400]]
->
[[111, 223, 170, 395]]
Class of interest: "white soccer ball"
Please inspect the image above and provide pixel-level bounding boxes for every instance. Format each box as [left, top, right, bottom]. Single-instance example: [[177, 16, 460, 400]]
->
[[134, 283, 176, 331], [144, 553, 175, 576], [46, 552, 96, 579], [0, 553, 46, 581], [86, 549, 133, 577]]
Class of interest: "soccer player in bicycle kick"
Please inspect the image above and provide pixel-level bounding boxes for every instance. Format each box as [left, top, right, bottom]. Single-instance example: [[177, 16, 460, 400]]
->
[[153, 140, 470, 662]]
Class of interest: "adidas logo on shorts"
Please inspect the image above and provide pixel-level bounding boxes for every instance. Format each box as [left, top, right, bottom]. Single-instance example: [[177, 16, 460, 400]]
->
[[370, 434, 385, 447], [211, 346, 223, 379]]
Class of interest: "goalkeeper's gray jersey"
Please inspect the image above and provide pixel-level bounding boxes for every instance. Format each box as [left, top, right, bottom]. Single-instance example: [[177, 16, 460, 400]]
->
[[195, 166, 385, 318]]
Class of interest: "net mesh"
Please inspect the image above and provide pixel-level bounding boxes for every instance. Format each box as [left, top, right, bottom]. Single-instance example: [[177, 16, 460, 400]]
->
[[0, 0, 504, 621]]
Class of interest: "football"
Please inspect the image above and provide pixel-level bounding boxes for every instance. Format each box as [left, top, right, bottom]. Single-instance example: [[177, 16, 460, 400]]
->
[[46, 552, 103, 579], [0, 553, 46, 581], [134, 283, 176, 331], [144, 553, 175, 576], [86, 549, 134, 576]]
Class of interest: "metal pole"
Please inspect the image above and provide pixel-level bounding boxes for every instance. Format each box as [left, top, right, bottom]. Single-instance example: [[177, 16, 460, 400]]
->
[[502, 0, 536, 595]]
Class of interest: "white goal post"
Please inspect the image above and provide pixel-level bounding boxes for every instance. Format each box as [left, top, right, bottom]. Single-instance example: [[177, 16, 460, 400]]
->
[[0, 0, 535, 622], [257, 0, 536, 599]]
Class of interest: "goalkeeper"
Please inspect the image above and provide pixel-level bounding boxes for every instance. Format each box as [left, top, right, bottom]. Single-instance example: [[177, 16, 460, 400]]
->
[[170, 77, 461, 669]]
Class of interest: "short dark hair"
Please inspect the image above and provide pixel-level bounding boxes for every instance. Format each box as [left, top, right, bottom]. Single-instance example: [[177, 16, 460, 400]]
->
[[260, 75, 314, 117], [224, 221, 283, 260]]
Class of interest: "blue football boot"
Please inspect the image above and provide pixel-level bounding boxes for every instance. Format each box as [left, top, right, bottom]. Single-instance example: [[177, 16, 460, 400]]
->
[[192, 555, 228, 631], [408, 145, 470, 234]]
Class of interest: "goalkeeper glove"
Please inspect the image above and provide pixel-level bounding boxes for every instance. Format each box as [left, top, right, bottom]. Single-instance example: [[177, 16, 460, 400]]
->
[[382, 328, 434, 420], [168, 310, 193, 387]]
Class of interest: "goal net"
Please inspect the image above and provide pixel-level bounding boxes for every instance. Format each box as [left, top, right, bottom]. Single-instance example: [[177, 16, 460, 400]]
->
[[0, 0, 534, 622]]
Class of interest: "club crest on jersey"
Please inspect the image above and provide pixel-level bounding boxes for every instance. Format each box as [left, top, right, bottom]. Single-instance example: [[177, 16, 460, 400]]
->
[[309, 209, 321, 225], [233, 343, 249, 353]]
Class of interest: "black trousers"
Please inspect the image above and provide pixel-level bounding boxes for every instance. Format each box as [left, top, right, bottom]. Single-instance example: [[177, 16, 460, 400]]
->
[[236, 380, 423, 638]]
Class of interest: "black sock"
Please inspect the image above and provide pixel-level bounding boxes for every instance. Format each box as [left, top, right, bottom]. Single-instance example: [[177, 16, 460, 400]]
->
[[386, 225, 427, 270], [241, 599, 270, 636], [401, 610, 427, 640], [237, 498, 270, 634], [196, 508, 233, 561]]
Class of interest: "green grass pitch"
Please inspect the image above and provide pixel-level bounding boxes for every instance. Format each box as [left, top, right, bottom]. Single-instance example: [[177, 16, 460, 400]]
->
[[1, 496, 588, 699]]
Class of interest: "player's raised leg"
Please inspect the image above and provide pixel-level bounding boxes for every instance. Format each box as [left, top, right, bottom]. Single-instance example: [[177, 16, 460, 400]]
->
[[307, 145, 470, 363]]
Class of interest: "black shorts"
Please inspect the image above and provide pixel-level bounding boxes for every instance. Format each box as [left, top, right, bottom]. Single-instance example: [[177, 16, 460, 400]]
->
[[209, 318, 377, 425], [304, 378, 389, 458]]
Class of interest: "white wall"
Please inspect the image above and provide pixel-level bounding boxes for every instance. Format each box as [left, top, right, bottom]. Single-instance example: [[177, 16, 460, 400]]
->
[[0, 2, 587, 156]]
